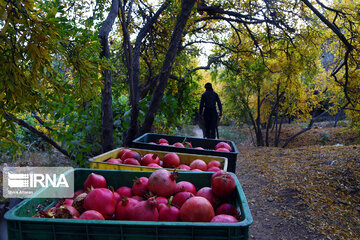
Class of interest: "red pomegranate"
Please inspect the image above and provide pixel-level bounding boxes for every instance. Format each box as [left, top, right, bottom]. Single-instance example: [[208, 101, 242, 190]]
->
[[215, 203, 240, 219], [207, 160, 221, 169], [116, 186, 133, 198], [163, 153, 180, 168], [115, 197, 139, 220], [132, 177, 149, 196], [158, 203, 180, 221], [147, 163, 162, 168], [55, 205, 80, 219], [215, 142, 232, 151], [196, 187, 218, 208], [173, 142, 185, 148], [207, 166, 221, 172], [178, 164, 191, 170], [176, 181, 197, 194], [106, 158, 122, 164], [121, 150, 141, 161], [130, 197, 159, 221], [179, 196, 214, 222], [190, 159, 207, 171], [216, 147, 230, 152], [155, 196, 168, 206], [211, 172, 236, 200], [84, 188, 116, 218], [172, 191, 194, 208], [157, 138, 168, 144], [148, 169, 177, 197], [211, 214, 238, 223], [117, 148, 131, 159], [83, 173, 107, 192], [141, 153, 160, 166], [123, 158, 140, 165], [184, 142, 193, 148], [79, 210, 105, 220]]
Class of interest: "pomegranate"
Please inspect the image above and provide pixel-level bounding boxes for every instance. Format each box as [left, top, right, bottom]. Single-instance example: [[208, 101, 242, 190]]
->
[[207, 166, 221, 172], [215, 203, 240, 219], [117, 148, 131, 159], [158, 203, 180, 221], [216, 147, 230, 152], [148, 169, 177, 197], [179, 196, 214, 222], [172, 191, 194, 208], [176, 181, 197, 194], [79, 210, 105, 220], [196, 187, 218, 208], [115, 197, 139, 220], [215, 142, 232, 151], [207, 160, 221, 169], [211, 214, 238, 223], [178, 164, 191, 170], [84, 188, 116, 218], [130, 197, 159, 221], [123, 158, 140, 165], [83, 173, 107, 192], [173, 142, 185, 148], [141, 153, 160, 166], [132, 177, 149, 196], [61, 199, 72, 207], [191, 169, 203, 172], [106, 158, 122, 164], [147, 163, 162, 168], [72, 189, 84, 199], [211, 170, 227, 180], [157, 138, 168, 144], [163, 153, 180, 168], [160, 142, 169, 145], [190, 159, 207, 171], [72, 192, 87, 213], [194, 147, 204, 150], [55, 205, 80, 219], [155, 196, 169, 206], [116, 186, 133, 198], [114, 191, 121, 203], [43, 206, 57, 218], [211, 172, 236, 200], [121, 150, 141, 161], [184, 142, 193, 148]]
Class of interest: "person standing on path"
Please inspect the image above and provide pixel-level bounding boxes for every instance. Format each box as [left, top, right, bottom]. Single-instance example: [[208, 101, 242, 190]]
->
[[199, 82, 222, 139]]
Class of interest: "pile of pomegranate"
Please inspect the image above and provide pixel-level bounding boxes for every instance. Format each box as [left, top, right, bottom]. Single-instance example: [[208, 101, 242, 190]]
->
[[105, 148, 224, 172], [148, 138, 233, 152], [35, 170, 240, 223]]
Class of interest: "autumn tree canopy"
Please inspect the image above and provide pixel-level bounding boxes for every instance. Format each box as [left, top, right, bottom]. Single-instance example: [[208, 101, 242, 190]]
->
[[0, 0, 359, 160]]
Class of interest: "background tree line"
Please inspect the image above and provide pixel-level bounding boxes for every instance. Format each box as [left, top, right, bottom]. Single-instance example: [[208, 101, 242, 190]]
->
[[1, 0, 359, 165]]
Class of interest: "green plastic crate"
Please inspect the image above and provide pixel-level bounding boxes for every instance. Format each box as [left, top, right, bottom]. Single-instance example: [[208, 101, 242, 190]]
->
[[132, 133, 239, 173], [5, 168, 253, 240]]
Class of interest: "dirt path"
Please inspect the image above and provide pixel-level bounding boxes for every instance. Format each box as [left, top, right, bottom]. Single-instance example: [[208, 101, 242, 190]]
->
[[236, 148, 323, 240]]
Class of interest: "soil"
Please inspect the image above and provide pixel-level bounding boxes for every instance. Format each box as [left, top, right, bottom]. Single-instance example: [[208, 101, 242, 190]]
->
[[236, 147, 324, 240]]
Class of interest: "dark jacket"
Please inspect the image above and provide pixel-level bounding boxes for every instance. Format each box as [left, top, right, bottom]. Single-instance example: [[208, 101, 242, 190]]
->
[[199, 90, 222, 116]]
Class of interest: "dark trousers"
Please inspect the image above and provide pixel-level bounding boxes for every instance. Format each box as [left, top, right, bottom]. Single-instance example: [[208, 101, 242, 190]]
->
[[203, 108, 218, 139]]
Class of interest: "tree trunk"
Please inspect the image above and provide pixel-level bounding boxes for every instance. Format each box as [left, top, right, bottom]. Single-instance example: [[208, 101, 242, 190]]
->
[[123, 0, 170, 146], [139, 0, 197, 134], [99, 0, 119, 152], [282, 111, 328, 148]]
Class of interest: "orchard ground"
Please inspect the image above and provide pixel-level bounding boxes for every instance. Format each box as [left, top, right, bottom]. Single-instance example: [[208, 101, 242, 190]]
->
[[1, 122, 359, 239]]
